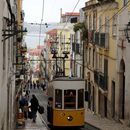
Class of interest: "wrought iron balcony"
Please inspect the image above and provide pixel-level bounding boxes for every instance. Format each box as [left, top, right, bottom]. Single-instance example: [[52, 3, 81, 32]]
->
[[94, 32, 109, 50], [94, 70, 108, 91]]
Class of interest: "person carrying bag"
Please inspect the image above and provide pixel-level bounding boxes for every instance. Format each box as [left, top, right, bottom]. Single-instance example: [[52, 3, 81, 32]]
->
[[38, 105, 44, 114]]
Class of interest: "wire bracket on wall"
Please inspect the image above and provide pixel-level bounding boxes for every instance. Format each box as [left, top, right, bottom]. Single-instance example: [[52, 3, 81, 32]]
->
[[2, 28, 27, 41]]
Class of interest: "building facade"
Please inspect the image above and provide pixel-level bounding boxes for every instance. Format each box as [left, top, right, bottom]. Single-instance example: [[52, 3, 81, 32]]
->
[[83, 0, 118, 119], [0, 0, 17, 129], [82, 0, 130, 127], [116, 0, 130, 126], [0, 0, 26, 129]]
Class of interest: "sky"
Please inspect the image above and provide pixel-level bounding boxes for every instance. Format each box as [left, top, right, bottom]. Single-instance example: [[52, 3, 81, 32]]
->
[[22, 0, 87, 23]]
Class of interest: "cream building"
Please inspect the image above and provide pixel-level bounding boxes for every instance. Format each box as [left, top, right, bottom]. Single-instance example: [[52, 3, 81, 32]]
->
[[83, 0, 118, 120], [56, 23, 74, 77], [83, 0, 130, 127], [116, 0, 130, 126]]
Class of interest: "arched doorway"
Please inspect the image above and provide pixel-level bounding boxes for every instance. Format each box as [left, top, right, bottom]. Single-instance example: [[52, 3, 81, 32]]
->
[[119, 59, 125, 119]]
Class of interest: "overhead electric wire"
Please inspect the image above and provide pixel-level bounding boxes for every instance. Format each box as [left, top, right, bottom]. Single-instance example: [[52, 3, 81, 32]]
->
[[39, 0, 45, 45], [61, 0, 81, 33]]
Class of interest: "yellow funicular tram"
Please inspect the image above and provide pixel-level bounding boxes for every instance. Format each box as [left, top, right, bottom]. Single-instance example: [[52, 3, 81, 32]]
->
[[47, 77, 85, 128]]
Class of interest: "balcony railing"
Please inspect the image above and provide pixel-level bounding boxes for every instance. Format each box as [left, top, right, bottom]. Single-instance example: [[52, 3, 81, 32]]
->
[[94, 32, 109, 49], [94, 70, 108, 91]]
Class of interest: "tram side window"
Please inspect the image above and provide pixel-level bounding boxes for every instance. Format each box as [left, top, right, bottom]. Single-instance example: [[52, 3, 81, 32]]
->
[[64, 90, 76, 109], [78, 89, 84, 108], [55, 89, 62, 109]]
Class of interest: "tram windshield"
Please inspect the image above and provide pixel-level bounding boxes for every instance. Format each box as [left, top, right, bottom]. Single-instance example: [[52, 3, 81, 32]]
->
[[64, 90, 76, 109]]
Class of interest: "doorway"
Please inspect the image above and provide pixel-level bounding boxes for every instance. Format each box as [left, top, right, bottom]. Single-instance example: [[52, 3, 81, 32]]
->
[[111, 81, 115, 118], [119, 59, 125, 119]]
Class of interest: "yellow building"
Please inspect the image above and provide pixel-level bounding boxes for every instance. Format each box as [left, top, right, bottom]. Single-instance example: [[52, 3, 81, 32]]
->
[[83, 0, 118, 118], [44, 23, 74, 79], [83, 0, 130, 126], [56, 23, 74, 76]]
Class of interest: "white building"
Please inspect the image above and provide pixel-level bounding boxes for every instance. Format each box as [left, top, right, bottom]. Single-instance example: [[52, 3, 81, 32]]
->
[[0, 0, 17, 129]]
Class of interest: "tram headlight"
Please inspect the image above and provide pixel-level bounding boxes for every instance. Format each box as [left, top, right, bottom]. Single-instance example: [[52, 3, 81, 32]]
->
[[67, 116, 73, 121]]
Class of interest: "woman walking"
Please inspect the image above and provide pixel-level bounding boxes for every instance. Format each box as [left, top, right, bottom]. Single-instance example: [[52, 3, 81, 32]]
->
[[30, 94, 39, 122]]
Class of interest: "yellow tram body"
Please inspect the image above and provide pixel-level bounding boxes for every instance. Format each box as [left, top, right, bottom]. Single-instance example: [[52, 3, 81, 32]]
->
[[47, 77, 85, 128], [53, 109, 85, 127]]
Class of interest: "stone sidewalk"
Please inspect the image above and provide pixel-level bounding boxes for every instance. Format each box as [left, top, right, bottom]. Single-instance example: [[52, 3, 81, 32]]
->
[[85, 109, 130, 130], [15, 113, 47, 130]]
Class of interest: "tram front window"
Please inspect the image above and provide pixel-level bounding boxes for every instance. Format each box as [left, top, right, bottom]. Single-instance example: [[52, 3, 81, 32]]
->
[[64, 90, 76, 109], [78, 89, 84, 108], [55, 89, 62, 109]]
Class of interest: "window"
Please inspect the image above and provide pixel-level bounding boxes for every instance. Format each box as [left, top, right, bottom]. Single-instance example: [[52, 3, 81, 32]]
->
[[124, 0, 127, 6], [85, 15, 88, 29], [112, 14, 117, 36], [55, 89, 62, 109], [99, 55, 102, 71], [93, 49, 95, 68], [78, 89, 84, 108], [99, 16, 102, 32], [93, 12, 97, 30], [89, 48, 91, 65], [80, 66, 82, 78], [64, 90, 76, 109], [105, 16, 109, 33], [89, 14, 92, 30]]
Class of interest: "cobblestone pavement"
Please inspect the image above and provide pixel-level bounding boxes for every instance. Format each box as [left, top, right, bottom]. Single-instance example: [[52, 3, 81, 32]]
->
[[15, 113, 47, 130]]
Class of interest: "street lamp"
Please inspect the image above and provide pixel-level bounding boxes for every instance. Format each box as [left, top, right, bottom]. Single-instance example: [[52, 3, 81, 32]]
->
[[125, 22, 130, 43]]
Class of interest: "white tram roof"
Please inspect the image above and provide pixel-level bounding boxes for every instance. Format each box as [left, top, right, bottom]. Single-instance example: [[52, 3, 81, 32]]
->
[[51, 77, 85, 90]]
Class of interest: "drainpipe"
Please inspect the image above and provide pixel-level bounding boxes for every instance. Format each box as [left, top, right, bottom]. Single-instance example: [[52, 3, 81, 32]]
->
[[6, 0, 15, 24], [82, 41, 84, 79]]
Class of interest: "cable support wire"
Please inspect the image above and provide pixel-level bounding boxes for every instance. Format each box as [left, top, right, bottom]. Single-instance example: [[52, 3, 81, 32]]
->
[[95, 0, 130, 33], [25, 34, 45, 37]]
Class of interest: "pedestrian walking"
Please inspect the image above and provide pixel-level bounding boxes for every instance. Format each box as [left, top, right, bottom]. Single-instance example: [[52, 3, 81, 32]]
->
[[23, 95, 29, 119], [33, 81, 36, 89], [30, 94, 39, 123], [19, 96, 26, 112], [19, 95, 28, 119]]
